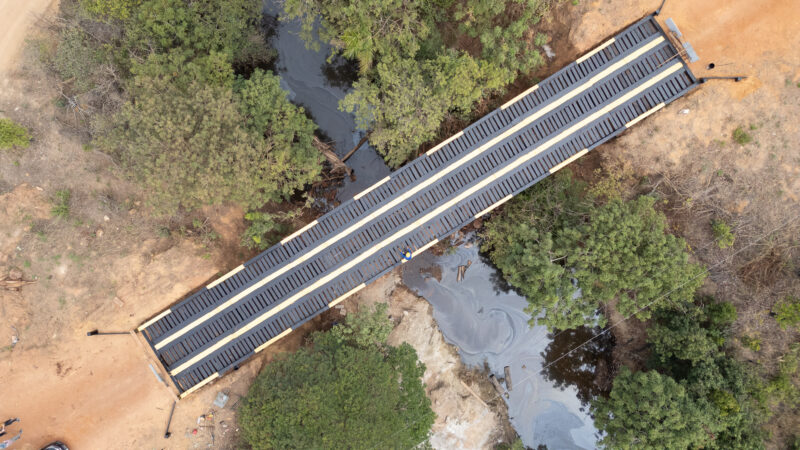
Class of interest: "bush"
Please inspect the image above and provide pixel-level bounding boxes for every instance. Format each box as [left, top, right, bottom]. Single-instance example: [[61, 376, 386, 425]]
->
[[0, 118, 31, 150], [739, 334, 761, 352], [239, 308, 434, 449], [329, 303, 393, 348], [711, 218, 735, 249], [50, 189, 72, 219], [774, 296, 800, 330], [240, 211, 286, 250], [766, 343, 800, 407], [732, 126, 753, 145]]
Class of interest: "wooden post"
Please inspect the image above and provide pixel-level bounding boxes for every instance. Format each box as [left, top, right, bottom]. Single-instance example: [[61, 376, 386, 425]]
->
[[489, 374, 508, 398], [504, 366, 513, 391]]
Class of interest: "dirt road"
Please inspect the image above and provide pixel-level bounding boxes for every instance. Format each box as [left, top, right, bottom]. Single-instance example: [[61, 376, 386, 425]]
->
[[0, 0, 58, 75]]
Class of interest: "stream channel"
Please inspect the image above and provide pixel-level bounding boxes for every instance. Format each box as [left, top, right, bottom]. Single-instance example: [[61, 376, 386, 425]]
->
[[264, 3, 611, 448]]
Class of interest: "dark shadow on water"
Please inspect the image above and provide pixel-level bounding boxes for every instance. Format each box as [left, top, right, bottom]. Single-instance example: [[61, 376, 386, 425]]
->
[[321, 54, 360, 89], [540, 325, 615, 411]]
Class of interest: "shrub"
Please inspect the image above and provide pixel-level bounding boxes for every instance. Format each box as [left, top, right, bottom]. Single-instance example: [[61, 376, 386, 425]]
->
[[0, 118, 31, 150], [732, 126, 753, 145], [51, 189, 72, 219], [329, 303, 393, 348], [739, 334, 761, 352], [766, 344, 800, 407], [774, 296, 800, 330], [592, 368, 709, 449], [711, 219, 735, 249]]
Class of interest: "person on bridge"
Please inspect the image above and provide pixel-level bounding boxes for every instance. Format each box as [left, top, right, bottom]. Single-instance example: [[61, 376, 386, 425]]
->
[[401, 248, 412, 261]]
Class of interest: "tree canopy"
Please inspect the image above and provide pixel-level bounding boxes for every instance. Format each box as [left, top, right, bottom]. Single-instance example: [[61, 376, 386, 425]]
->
[[51, 0, 321, 214], [284, 0, 549, 166], [593, 296, 768, 449], [593, 367, 711, 450], [482, 171, 705, 331], [239, 304, 435, 449]]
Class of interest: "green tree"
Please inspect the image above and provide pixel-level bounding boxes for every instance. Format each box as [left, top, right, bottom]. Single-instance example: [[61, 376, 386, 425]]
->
[[80, 0, 143, 20], [100, 68, 321, 213], [282, 0, 435, 72], [647, 299, 735, 366], [454, 0, 548, 84], [483, 182, 705, 331], [284, 0, 547, 167], [0, 118, 31, 150], [342, 50, 504, 166], [330, 303, 394, 348], [592, 368, 710, 449], [239, 313, 434, 449]]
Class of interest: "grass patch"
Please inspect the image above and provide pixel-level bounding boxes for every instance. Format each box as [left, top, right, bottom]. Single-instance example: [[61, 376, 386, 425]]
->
[[711, 219, 735, 249], [739, 334, 761, 352], [732, 126, 753, 145], [50, 189, 72, 219], [0, 118, 31, 150], [774, 296, 800, 330]]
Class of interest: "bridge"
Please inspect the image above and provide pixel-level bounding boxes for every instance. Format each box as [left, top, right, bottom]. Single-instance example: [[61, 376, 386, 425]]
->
[[138, 14, 698, 397]]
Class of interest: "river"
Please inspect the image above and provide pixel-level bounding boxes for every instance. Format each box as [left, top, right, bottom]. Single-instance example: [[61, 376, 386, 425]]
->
[[264, 3, 609, 447]]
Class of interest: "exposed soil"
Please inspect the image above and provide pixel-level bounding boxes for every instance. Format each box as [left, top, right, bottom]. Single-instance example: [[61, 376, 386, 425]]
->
[[344, 271, 517, 449]]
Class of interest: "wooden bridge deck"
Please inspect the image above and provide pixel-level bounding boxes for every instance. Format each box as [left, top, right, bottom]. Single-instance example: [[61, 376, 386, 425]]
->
[[138, 14, 698, 397]]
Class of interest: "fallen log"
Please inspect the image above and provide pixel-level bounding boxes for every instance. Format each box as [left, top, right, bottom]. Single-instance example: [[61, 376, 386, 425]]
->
[[504, 366, 513, 391], [342, 133, 370, 162], [459, 380, 489, 409], [489, 374, 508, 398], [313, 136, 352, 176]]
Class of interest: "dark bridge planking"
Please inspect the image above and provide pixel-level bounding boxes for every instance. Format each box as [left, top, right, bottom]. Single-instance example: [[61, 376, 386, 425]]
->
[[138, 15, 698, 396]]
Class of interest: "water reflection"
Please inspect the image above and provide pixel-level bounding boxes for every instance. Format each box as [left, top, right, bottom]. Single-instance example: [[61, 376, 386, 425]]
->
[[402, 236, 609, 449], [540, 327, 614, 410], [321, 54, 360, 89], [262, 0, 390, 201]]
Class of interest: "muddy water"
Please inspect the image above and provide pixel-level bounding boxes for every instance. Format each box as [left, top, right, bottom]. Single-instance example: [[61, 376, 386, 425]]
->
[[402, 237, 611, 449], [263, 2, 390, 202]]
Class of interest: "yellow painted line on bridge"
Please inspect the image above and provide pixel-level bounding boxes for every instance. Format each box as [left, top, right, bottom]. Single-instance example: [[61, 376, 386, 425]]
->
[[138, 309, 172, 332], [576, 38, 616, 64], [474, 195, 514, 219], [168, 62, 683, 377], [280, 220, 319, 245], [179, 372, 219, 398], [354, 176, 391, 200], [149, 35, 666, 351], [625, 102, 665, 128], [549, 149, 589, 174], [207, 264, 245, 289], [501, 86, 539, 110]]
